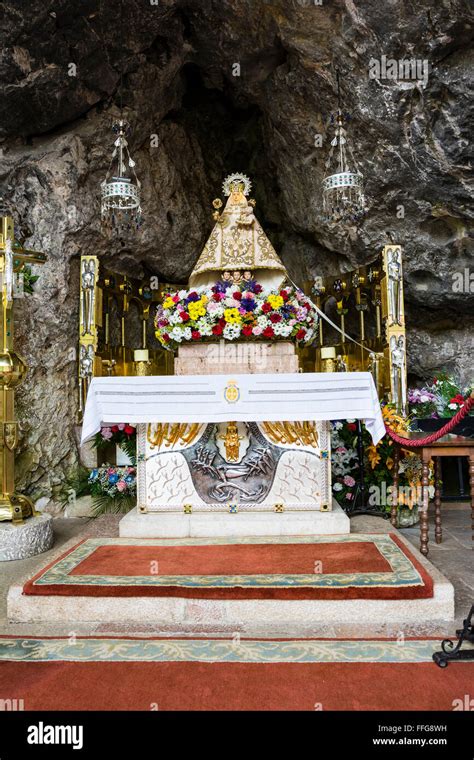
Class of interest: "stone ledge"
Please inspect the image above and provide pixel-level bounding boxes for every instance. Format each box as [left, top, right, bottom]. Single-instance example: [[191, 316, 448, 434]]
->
[[119, 502, 350, 538]]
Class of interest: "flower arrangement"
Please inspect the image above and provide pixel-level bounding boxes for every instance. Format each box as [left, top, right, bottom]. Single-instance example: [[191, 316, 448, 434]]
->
[[93, 424, 136, 465], [408, 375, 472, 419], [87, 465, 137, 514], [331, 407, 433, 515], [154, 279, 318, 350]]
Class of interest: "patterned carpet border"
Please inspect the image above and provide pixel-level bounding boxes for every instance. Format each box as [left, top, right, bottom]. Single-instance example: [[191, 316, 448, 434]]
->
[[24, 533, 427, 591], [1, 637, 470, 664]]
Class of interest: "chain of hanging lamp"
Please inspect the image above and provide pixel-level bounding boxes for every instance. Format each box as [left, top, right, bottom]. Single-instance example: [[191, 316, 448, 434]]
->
[[100, 0, 142, 235], [322, 70, 365, 226]]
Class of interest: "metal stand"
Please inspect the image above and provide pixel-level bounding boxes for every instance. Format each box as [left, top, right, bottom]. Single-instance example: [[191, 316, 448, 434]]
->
[[433, 605, 474, 667], [346, 420, 388, 518]]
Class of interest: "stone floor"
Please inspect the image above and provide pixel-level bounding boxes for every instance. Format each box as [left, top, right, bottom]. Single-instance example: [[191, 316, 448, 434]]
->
[[0, 504, 471, 639]]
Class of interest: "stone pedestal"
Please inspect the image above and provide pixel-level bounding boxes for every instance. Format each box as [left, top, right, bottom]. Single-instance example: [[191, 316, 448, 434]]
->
[[174, 341, 299, 375], [0, 514, 53, 561]]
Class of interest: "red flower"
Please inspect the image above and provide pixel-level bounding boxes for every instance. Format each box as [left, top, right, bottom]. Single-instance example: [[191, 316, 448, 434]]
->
[[449, 394, 464, 405], [212, 293, 223, 302], [212, 324, 224, 335], [347, 422, 357, 432], [180, 312, 190, 322], [172, 294, 180, 303], [262, 326, 275, 338], [254, 284, 263, 294], [218, 317, 226, 326], [233, 291, 242, 301], [191, 330, 201, 341], [279, 289, 289, 301], [262, 302, 272, 313], [269, 313, 282, 323], [124, 425, 135, 436], [162, 333, 170, 342], [111, 425, 119, 433], [296, 329, 306, 341], [242, 325, 253, 336]]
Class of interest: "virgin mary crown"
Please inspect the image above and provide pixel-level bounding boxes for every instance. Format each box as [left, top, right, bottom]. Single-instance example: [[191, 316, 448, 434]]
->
[[189, 173, 287, 289]]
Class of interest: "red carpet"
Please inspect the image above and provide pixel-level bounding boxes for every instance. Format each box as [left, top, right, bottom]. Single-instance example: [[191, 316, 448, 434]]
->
[[22, 534, 434, 600], [0, 660, 471, 711]]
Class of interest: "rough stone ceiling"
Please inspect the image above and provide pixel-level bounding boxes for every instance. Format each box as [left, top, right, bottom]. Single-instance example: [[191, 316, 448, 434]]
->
[[0, 0, 472, 496]]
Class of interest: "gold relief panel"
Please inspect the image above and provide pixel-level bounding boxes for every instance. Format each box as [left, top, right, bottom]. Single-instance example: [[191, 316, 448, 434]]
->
[[261, 421, 319, 448], [147, 422, 203, 450]]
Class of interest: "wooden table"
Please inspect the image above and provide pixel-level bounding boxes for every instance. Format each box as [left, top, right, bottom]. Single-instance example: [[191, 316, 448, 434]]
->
[[391, 434, 474, 556]]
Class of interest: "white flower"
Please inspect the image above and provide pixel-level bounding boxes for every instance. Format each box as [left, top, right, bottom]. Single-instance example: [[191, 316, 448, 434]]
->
[[223, 323, 241, 340], [182, 327, 192, 340], [169, 310, 183, 325], [178, 289, 188, 300], [333, 482, 343, 492], [448, 403, 457, 410], [257, 315, 269, 328], [196, 318, 213, 337], [333, 422, 343, 431], [170, 327, 184, 342]]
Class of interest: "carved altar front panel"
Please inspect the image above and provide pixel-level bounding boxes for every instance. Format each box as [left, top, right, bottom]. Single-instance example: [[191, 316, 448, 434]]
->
[[137, 419, 332, 513]]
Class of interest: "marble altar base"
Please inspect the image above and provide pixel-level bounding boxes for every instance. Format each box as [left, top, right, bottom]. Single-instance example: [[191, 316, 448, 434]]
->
[[7, 533, 454, 630], [119, 499, 349, 538]]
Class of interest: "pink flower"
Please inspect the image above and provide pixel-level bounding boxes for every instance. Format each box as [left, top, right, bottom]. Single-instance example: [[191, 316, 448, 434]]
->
[[336, 447, 347, 454], [252, 326, 263, 336], [107, 467, 116, 475], [345, 492, 353, 500], [116, 480, 127, 492], [343, 475, 356, 487], [117, 423, 125, 431], [101, 427, 113, 440]]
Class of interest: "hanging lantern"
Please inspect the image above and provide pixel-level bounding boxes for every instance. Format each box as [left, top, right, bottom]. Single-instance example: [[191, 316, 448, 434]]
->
[[100, 119, 142, 235], [322, 75, 365, 226]]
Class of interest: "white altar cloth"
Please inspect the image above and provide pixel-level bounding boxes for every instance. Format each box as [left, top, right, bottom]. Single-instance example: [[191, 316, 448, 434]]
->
[[81, 372, 385, 445]]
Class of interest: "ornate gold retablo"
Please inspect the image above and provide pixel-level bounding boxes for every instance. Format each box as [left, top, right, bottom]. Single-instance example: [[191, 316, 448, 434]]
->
[[188, 173, 287, 290]]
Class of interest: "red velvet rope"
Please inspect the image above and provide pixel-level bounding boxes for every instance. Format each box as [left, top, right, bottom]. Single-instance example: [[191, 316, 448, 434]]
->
[[385, 394, 474, 447]]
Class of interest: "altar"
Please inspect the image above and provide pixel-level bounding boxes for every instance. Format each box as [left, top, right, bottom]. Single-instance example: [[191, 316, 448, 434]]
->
[[81, 370, 384, 537]]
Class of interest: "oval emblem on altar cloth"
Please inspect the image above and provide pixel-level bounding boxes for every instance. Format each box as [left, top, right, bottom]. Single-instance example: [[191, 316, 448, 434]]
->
[[223, 379, 240, 404]]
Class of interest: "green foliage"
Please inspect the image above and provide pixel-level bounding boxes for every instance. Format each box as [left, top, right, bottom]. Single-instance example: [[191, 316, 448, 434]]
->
[[21, 265, 39, 294], [90, 493, 136, 517]]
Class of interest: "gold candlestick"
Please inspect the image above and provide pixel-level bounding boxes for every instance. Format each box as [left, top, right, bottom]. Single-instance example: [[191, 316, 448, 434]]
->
[[0, 216, 46, 523]]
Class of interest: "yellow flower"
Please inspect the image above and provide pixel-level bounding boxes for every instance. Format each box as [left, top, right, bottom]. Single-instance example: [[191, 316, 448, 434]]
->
[[386, 456, 394, 470], [188, 298, 206, 319], [224, 308, 242, 324], [267, 294, 284, 310], [163, 296, 175, 310], [201, 295, 209, 305], [367, 445, 381, 469]]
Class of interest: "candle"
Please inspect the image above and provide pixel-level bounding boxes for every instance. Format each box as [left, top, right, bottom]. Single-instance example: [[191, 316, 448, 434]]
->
[[134, 349, 149, 362], [320, 346, 336, 360]]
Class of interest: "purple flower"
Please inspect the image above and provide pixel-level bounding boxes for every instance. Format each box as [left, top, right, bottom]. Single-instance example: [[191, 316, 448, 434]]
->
[[212, 280, 232, 294], [241, 297, 257, 311]]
